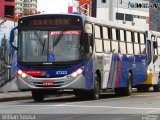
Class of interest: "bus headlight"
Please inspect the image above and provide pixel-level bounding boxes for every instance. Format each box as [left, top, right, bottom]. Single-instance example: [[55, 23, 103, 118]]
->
[[70, 66, 84, 78], [17, 69, 30, 79]]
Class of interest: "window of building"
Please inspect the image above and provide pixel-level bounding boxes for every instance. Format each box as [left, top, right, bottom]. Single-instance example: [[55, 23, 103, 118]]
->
[[4, 5, 14, 18], [116, 12, 124, 20], [125, 14, 133, 21], [102, 0, 106, 3]]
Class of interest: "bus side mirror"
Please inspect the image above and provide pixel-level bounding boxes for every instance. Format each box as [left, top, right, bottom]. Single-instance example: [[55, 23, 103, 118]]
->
[[86, 40, 90, 53], [153, 41, 158, 49], [89, 34, 93, 46], [10, 26, 18, 50], [85, 33, 93, 53]]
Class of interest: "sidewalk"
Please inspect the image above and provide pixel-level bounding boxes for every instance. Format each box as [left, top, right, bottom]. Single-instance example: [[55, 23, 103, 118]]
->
[[0, 91, 32, 102]]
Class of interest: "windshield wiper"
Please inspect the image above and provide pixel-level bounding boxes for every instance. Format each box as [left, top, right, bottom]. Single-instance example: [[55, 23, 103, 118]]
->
[[42, 38, 46, 54], [53, 27, 67, 47]]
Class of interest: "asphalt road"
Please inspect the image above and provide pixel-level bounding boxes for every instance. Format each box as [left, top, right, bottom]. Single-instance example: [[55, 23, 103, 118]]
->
[[0, 91, 160, 120]]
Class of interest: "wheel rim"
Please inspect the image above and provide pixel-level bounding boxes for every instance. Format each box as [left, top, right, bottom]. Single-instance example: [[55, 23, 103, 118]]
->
[[128, 80, 132, 93], [95, 80, 100, 98], [128, 73, 132, 93]]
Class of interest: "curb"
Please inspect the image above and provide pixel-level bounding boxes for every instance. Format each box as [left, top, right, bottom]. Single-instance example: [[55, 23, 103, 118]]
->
[[0, 92, 32, 102], [0, 96, 32, 102]]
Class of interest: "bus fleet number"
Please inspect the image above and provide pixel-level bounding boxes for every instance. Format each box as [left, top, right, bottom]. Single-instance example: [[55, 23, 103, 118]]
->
[[56, 71, 67, 75]]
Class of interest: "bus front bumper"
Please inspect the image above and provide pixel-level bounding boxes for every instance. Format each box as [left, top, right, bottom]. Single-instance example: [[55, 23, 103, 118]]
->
[[17, 74, 86, 90]]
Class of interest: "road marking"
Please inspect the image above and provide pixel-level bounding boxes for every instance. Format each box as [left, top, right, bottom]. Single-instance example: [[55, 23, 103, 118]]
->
[[55, 104, 160, 110], [119, 94, 152, 99], [147, 109, 160, 114], [0, 103, 160, 111], [113, 118, 126, 120]]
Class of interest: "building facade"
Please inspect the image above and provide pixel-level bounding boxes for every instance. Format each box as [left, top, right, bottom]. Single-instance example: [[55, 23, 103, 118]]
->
[[150, 0, 160, 31], [0, 0, 15, 18], [97, 0, 149, 30], [15, 0, 37, 15]]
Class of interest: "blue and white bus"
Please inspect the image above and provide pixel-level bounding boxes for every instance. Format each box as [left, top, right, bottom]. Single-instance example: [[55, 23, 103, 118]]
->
[[137, 30, 160, 92], [10, 14, 154, 101]]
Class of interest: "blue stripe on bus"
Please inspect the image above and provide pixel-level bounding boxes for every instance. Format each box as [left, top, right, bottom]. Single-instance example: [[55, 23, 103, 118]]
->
[[108, 54, 147, 88], [84, 59, 94, 89], [118, 54, 147, 88]]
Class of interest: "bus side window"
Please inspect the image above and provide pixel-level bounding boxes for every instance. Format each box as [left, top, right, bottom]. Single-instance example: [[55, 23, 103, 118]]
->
[[140, 33, 145, 54], [103, 27, 110, 52], [126, 31, 133, 54], [111, 28, 119, 53], [84, 23, 93, 54], [134, 32, 140, 55], [152, 35, 158, 55], [119, 29, 126, 54], [157, 37, 160, 55], [85, 33, 93, 51], [95, 25, 103, 53]]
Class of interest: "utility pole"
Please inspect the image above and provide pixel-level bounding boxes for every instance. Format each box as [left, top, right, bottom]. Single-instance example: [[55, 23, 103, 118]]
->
[[91, 0, 97, 17], [108, 0, 114, 21]]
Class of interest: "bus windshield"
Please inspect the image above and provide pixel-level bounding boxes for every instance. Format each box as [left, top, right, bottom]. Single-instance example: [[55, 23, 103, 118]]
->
[[18, 30, 83, 62]]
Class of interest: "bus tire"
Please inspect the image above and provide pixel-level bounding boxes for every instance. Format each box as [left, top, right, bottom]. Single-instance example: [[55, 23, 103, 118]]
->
[[153, 84, 160, 92], [73, 89, 84, 97], [137, 86, 143, 92], [142, 86, 150, 92], [114, 88, 122, 96], [115, 72, 132, 96], [31, 90, 44, 102], [90, 74, 100, 100], [137, 85, 150, 92]]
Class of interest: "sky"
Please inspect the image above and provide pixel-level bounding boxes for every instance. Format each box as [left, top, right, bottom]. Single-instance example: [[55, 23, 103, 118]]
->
[[37, 0, 73, 14]]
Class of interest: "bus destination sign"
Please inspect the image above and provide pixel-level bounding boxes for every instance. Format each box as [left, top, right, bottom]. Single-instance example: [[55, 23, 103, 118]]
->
[[31, 18, 70, 26], [19, 15, 82, 28]]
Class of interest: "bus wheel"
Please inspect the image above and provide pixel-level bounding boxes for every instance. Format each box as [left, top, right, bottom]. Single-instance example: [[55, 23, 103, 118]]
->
[[153, 85, 160, 92], [114, 88, 122, 96], [73, 89, 84, 97], [137, 85, 150, 92], [143, 86, 150, 92], [153, 81, 160, 92], [90, 74, 100, 100], [115, 72, 132, 96], [31, 90, 44, 102], [137, 86, 143, 92]]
